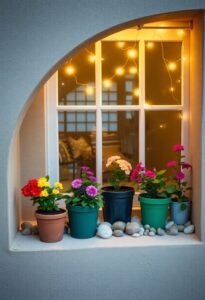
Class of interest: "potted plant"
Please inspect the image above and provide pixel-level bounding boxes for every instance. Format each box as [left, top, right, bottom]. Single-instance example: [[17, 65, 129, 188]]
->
[[131, 162, 172, 229], [64, 166, 104, 239], [166, 144, 192, 225], [102, 156, 134, 224], [21, 176, 66, 243]]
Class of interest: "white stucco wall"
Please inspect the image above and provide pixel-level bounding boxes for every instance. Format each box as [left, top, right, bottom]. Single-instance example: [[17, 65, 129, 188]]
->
[[1, 1, 205, 299]]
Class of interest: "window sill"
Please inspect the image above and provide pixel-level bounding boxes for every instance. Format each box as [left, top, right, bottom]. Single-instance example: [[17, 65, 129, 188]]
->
[[10, 232, 202, 252]]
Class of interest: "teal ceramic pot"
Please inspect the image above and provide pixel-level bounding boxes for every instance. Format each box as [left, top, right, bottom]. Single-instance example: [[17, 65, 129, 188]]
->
[[102, 186, 134, 224], [139, 193, 171, 229], [67, 205, 99, 239], [171, 200, 191, 225]]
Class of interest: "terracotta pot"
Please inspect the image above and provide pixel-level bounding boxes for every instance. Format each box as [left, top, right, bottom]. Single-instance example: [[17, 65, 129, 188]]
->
[[35, 209, 66, 243]]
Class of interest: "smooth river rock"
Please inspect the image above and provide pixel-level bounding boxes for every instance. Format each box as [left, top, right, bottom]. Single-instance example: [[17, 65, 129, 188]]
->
[[167, 224, 179, 236], [184, 224, 195, 234], [157, 228, 166, 236], [97, 224, 112, 239], [125, 222, 141, 235], [113, 229, 124, 237], [165, 221, 174, 230], [112, 221, 126, 231]]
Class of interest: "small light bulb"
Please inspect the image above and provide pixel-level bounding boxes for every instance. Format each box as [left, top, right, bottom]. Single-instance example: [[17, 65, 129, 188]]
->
[[117, 41, 125, 48], [170, 86, 175, 92], [61, 82, 65, 86], [133, 88, 140, 97], [85, 86, 94, 95], [127, 49, 138, 59], [146, 42, 155, 49], [168, 62, 177, 71], [115, 67, 125, 76], [103, 79, 112, 88], [88, 54, 96, 63], [65, 65, 75, 75], [129, 66, 138, 74]]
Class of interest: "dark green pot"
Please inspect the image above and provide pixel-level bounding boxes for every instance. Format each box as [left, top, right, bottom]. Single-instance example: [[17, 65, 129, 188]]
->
[[139, 193, 171, 229], [67, 205, 99, 239], [102, 186, 134, 224]]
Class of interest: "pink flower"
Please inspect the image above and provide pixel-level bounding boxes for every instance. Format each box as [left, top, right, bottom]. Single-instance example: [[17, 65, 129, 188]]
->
[[130, 162, 144, 181], [88, 175, 97, 181], [80, 166, 90, 171], [86, 185, 98, 197], [176, 171, 185, 180], [144, 170, 156, 179], [182, 162, 192, 169], [173, 144, 184, 152], [167, 160, 177, 167], [71, 179, 82, 189]]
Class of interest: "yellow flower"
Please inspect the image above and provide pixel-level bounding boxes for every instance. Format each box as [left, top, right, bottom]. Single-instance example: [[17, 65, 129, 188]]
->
[[54, 182, 63, 190], [40, 190, 49, 197], [52, 189, 59, 195], [38, 177, 50, 188]]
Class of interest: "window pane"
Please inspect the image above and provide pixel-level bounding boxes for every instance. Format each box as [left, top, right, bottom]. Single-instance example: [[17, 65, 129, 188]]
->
[[102, 111, 139, 185], [145, 42, 182, 105], [58, 44, 95, 105], [58, 111, 96, 190], [145, 111, 181, 170], [102, 41, 139, 105]]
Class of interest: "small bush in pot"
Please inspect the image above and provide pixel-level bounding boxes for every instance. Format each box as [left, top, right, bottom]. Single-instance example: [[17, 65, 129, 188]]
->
[[166, 144, 192, 224], [64, 166, 104, 238], [131, 163, 172, 228], [102, 156, 134, 224], [21, 176, 66, 242]]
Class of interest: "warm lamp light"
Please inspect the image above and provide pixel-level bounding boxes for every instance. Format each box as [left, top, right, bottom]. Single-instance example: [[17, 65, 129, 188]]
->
[[88, 54, 96, 63], [133, 88, 140, 97], [85, 86, 94, 95], [103, 79, 112, 88], [170, 86, 175, 92], [117, 41, 125, 48], [146, 42, 155, 49], [115, 67, 125, 76], [65, 65, 75, 75], [177, 29, 185, 36], [168, 62, 177, 71], [127, 49, 138, 59], [129, 66, 138, 74]]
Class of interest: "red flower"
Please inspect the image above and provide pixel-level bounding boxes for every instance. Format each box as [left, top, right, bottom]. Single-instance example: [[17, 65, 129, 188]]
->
[[167, 160, 177, 167], [30, 186, 42, 197], [21, 185, 31, 197], [173, 144, 184, 152]]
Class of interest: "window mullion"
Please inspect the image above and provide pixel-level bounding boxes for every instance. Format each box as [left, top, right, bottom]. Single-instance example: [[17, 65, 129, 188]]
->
[[139, 39, 145, 165], [95, 41, 103, 183]]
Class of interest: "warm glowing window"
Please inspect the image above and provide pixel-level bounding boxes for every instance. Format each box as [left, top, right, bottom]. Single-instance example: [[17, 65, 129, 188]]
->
[[47, 22, 190, 189]]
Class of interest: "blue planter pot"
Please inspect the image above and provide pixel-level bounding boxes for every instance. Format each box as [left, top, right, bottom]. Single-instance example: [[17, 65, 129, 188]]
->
[[171, 201, 191, 225], [102, 186, 134, 224]]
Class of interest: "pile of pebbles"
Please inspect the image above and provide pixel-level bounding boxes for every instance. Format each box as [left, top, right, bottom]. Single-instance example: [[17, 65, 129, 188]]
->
[[20, 222, 39, 235], [97, 217, 195, 239]]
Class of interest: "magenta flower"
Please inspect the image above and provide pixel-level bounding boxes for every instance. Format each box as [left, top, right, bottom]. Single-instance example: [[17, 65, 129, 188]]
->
[[144, 170, 156, 179], [182, 162, 192, 169], [167, 160, 177, 167], [71, 179, 82, 189], [80, 166, 90, 171], [88, 175, 97, 181], [86, 185, 98, 197], [130, 162, 144, 181], [86, 171, 94, 176], [176, 171, 185, 180], [173, 144, 184, 152]]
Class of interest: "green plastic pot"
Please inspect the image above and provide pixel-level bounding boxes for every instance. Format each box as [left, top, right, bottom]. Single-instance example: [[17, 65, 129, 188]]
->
[[139, 193, 171, 229], [67, 205, 99, 239]]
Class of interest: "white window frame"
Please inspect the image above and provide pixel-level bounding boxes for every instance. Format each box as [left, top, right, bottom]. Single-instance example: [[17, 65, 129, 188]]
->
[[45, 27, 190, 184]]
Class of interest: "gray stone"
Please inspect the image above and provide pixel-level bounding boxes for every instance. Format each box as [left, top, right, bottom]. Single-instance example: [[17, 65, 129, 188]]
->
[[112, 221, 126, 231], [165, 221, 174, 230], [144, 224, 150, 230], [144, 231, 148, 236], [113, 229, 124, 237], [150, 227, 156, 233], [167, 224, 179, 236], [125, 222, 141, 235], [132, 233, 140, 238], [157, 228, 165, 236], [139, 227, 145, 236], [21, 227, 32, 235], [98, 221, 112, 228], [149, 231, 155, 237], [177, 225, 185, 232], [97, 224, 112, 239], [184, 224, 195, 234], [21, 222, 33, 230]]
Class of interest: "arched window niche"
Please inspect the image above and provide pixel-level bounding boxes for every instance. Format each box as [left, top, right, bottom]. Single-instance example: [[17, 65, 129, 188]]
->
[[9, 11, 204, 251]]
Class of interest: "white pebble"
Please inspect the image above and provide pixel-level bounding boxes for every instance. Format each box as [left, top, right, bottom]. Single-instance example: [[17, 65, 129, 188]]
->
[[157, 228, 165, 236], [97, 224, 112, 239], [132, 233, 140, 238], [149, 231, 155, 237], [165, 221, 174, 230], [184, 224, 195, 234], [177, 225, 185, 232], [150, 227, 156, 233], [144, 224, 150, 230], [184, 221, 191, 228], [167, 224, 178, 236]]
